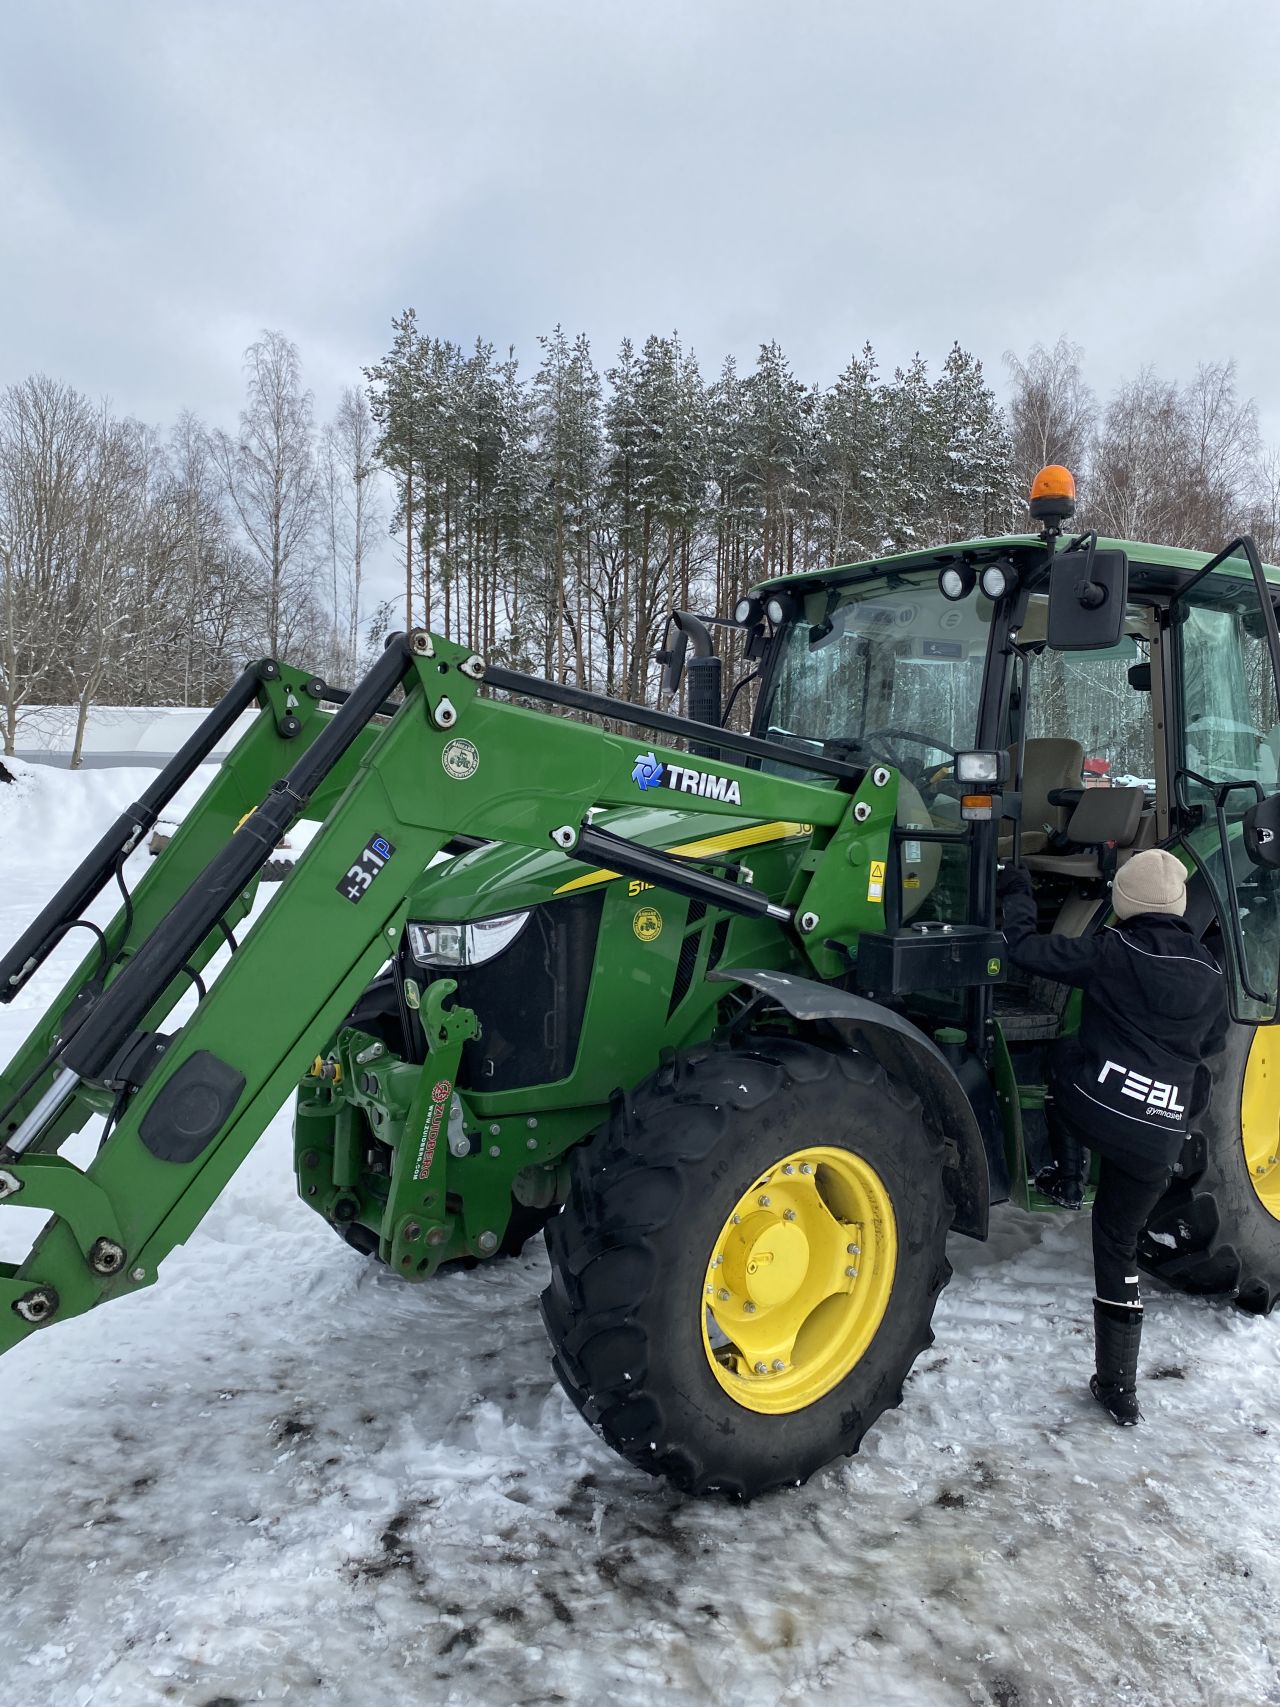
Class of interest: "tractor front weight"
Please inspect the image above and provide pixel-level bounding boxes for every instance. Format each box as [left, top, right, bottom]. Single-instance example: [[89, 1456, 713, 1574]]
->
[[0, 631, 888, 1361]]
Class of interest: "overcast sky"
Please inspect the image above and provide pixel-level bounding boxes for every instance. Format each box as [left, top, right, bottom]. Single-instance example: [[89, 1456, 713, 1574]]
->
[[3, 0, 1280, 598]]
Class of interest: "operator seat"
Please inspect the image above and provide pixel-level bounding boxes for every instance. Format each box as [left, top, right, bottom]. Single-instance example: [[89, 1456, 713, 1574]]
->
[[1022, 787, 1146, 880], [999, 738, 1085, 858]]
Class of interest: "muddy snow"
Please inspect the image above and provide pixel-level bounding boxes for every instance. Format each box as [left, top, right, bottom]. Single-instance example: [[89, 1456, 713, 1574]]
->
[[1, 759, 1278, 1706]]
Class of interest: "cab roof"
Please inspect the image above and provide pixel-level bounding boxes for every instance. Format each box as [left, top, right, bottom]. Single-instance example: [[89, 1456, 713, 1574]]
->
[[757, 533, 1280, 596]]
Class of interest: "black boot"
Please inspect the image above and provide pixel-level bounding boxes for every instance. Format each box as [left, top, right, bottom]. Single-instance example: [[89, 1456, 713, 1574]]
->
[[1035, 1163, 1084, 1209], [1091, 1298, 1143, 1425], [1038, 1122, 1087, 1208]]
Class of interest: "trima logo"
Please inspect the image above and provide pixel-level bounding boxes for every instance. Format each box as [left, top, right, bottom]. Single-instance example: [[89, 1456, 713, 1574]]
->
[[631, 752, 742, 805]]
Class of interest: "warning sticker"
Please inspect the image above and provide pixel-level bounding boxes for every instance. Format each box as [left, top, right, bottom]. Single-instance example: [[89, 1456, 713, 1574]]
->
[[867, 859, 886, 903]]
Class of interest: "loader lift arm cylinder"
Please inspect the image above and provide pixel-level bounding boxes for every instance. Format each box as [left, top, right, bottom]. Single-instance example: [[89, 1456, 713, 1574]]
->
[[55, 636, 417, 1089], [0, 661, 276, 1004], [568, 822, 792, 921]]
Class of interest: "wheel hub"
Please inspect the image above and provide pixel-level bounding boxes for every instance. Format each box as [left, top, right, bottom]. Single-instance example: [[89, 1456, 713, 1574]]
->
[[721, 1212, 810, 1308], [701, 1145, 897, 1415]]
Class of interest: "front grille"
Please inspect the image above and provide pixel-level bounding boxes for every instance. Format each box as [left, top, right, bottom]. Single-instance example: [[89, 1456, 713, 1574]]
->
[[422, 893, 602, 1092]]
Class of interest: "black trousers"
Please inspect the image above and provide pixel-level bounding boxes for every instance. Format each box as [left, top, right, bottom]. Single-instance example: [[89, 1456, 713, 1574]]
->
[[1054, 1117, 1170, 1306]]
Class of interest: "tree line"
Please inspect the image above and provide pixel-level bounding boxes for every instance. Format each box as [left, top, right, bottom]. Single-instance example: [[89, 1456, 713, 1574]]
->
[[2, 321, 1278, 763], [0, 334, 378, 762]]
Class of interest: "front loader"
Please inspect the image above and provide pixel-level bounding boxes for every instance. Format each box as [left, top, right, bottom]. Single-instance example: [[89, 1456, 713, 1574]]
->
[[4, 466, 1280, 1497]]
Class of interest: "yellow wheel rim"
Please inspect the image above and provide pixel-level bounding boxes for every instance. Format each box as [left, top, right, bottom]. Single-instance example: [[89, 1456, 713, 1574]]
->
[[1242, 1028, 1280, 1223], [700, 1145, 897, 1415]]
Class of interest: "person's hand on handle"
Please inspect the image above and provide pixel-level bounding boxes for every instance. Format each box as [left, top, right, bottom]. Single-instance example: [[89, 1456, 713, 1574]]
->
[[996, 862, 1032, 900]]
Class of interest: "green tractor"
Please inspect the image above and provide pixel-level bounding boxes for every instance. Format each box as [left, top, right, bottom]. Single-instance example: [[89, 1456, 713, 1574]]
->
[[4, 470, 1280, 1498]]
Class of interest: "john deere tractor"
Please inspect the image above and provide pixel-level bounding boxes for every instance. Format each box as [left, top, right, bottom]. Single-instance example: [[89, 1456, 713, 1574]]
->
[[4, 468, 1280, 1497]]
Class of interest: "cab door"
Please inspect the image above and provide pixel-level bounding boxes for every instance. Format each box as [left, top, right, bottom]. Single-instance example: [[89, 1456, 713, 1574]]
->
[[1169, 537, 1280, 1022]]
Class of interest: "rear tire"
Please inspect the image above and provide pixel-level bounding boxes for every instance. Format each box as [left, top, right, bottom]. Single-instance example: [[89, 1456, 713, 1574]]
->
[[1138, 1023, 1280, 1313], [540, 1035, 952, 1498]]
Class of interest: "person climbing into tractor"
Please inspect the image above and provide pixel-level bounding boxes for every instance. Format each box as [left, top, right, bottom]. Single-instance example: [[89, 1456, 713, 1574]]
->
[[997, 849, 1228, 1425]]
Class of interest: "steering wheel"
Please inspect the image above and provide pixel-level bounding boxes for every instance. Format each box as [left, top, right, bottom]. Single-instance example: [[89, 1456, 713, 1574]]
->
[[855, 727, 959, 787]]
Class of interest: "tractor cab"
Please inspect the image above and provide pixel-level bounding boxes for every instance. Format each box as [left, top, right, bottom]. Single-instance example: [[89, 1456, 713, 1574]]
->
[[730, 479, 1280, 1047]]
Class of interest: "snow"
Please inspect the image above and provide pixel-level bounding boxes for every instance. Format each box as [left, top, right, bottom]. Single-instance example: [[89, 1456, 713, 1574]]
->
[[11, 706, 258, 769], [2, 760, 1280, 1706]]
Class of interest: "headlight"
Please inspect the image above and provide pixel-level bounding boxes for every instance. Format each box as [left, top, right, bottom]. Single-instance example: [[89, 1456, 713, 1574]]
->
[[955, 750, 1006, 786], [406, 910, 530, 967]]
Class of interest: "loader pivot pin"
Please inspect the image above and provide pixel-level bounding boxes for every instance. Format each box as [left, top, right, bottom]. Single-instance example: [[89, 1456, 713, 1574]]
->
[[12, 1285, 58, 1325]]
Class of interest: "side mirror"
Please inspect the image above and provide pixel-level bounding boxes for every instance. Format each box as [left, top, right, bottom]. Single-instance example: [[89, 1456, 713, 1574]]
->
[[1243, 794, 1280, 869], [1047, 547, 1129, 651]]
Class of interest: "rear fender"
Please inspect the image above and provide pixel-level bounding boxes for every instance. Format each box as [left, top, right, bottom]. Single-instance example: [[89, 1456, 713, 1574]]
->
[[709, 968, 995, 1239]]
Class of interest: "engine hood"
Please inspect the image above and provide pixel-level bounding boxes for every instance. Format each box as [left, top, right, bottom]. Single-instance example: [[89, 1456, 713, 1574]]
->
[[407, 803, 813, 920]]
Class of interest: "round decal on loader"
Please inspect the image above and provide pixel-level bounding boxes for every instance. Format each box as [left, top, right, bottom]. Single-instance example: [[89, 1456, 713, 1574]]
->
[[442, 737, 479, 781], [633, 906, 663, 943]]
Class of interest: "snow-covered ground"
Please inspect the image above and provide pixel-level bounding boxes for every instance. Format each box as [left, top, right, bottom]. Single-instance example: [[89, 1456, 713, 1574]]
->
[[1, 760, 1278, 1707]]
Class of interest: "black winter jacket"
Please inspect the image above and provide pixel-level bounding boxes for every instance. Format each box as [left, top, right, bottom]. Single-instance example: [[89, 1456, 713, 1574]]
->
[[1001, 876, 1228, 1172]]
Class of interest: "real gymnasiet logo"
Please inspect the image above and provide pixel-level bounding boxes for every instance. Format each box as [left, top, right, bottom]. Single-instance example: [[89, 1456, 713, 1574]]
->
[[631, 751, 742, 805]]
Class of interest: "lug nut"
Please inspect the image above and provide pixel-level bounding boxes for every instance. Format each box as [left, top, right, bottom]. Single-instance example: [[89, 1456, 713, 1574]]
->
[[845, 1266, 858, 1279], [781, 1164, 794, 1175], [743, 1301, 757, 1314], [799, 1163, 812, 1175], [758, 1194, 771, 1207], [717, 1288, 731, 1302], [754, 1362, 769, 1375], [783, 1209, 797, 1221], [847, 1243, 861, 1255]]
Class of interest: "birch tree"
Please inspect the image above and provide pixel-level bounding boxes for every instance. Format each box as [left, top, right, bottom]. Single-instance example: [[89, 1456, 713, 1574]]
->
[[212, 330, 317, 657]]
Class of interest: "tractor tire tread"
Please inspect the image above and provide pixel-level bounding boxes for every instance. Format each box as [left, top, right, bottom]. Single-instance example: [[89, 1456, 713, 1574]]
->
[[1137, 1024, 1280, 1314], [541, 1035, 951, 1498]]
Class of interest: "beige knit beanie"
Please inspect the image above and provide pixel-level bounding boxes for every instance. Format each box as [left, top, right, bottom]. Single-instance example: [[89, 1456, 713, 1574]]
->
[[1112, 848, 1188, 920]]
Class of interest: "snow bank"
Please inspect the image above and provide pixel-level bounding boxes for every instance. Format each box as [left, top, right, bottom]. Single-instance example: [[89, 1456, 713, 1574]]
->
[[1, 766, 1278, 1707]]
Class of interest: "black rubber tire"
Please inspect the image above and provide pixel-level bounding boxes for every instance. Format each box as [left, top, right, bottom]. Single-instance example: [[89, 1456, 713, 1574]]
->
[[1138, 1022, 1280, 1313], [540, 1035, 952, 1498]]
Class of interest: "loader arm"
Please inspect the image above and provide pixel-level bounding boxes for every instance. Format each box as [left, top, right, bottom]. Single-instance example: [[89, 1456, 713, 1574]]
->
[[0, 632, 893, 1360]]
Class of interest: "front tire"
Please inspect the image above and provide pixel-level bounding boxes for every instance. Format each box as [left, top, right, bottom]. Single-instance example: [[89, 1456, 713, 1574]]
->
[[540, 1035, 952, 1498], [1138, 1023, 1280, 1313]]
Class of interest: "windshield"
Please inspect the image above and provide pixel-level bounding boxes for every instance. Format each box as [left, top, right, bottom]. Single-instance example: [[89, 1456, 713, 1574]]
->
[[759, 569, 992, 768]]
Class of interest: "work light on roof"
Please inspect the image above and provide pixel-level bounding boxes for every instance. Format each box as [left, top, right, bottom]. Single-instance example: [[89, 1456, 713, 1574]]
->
[[938, 564, 975, 602], [979, 563, 1010, 600]]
